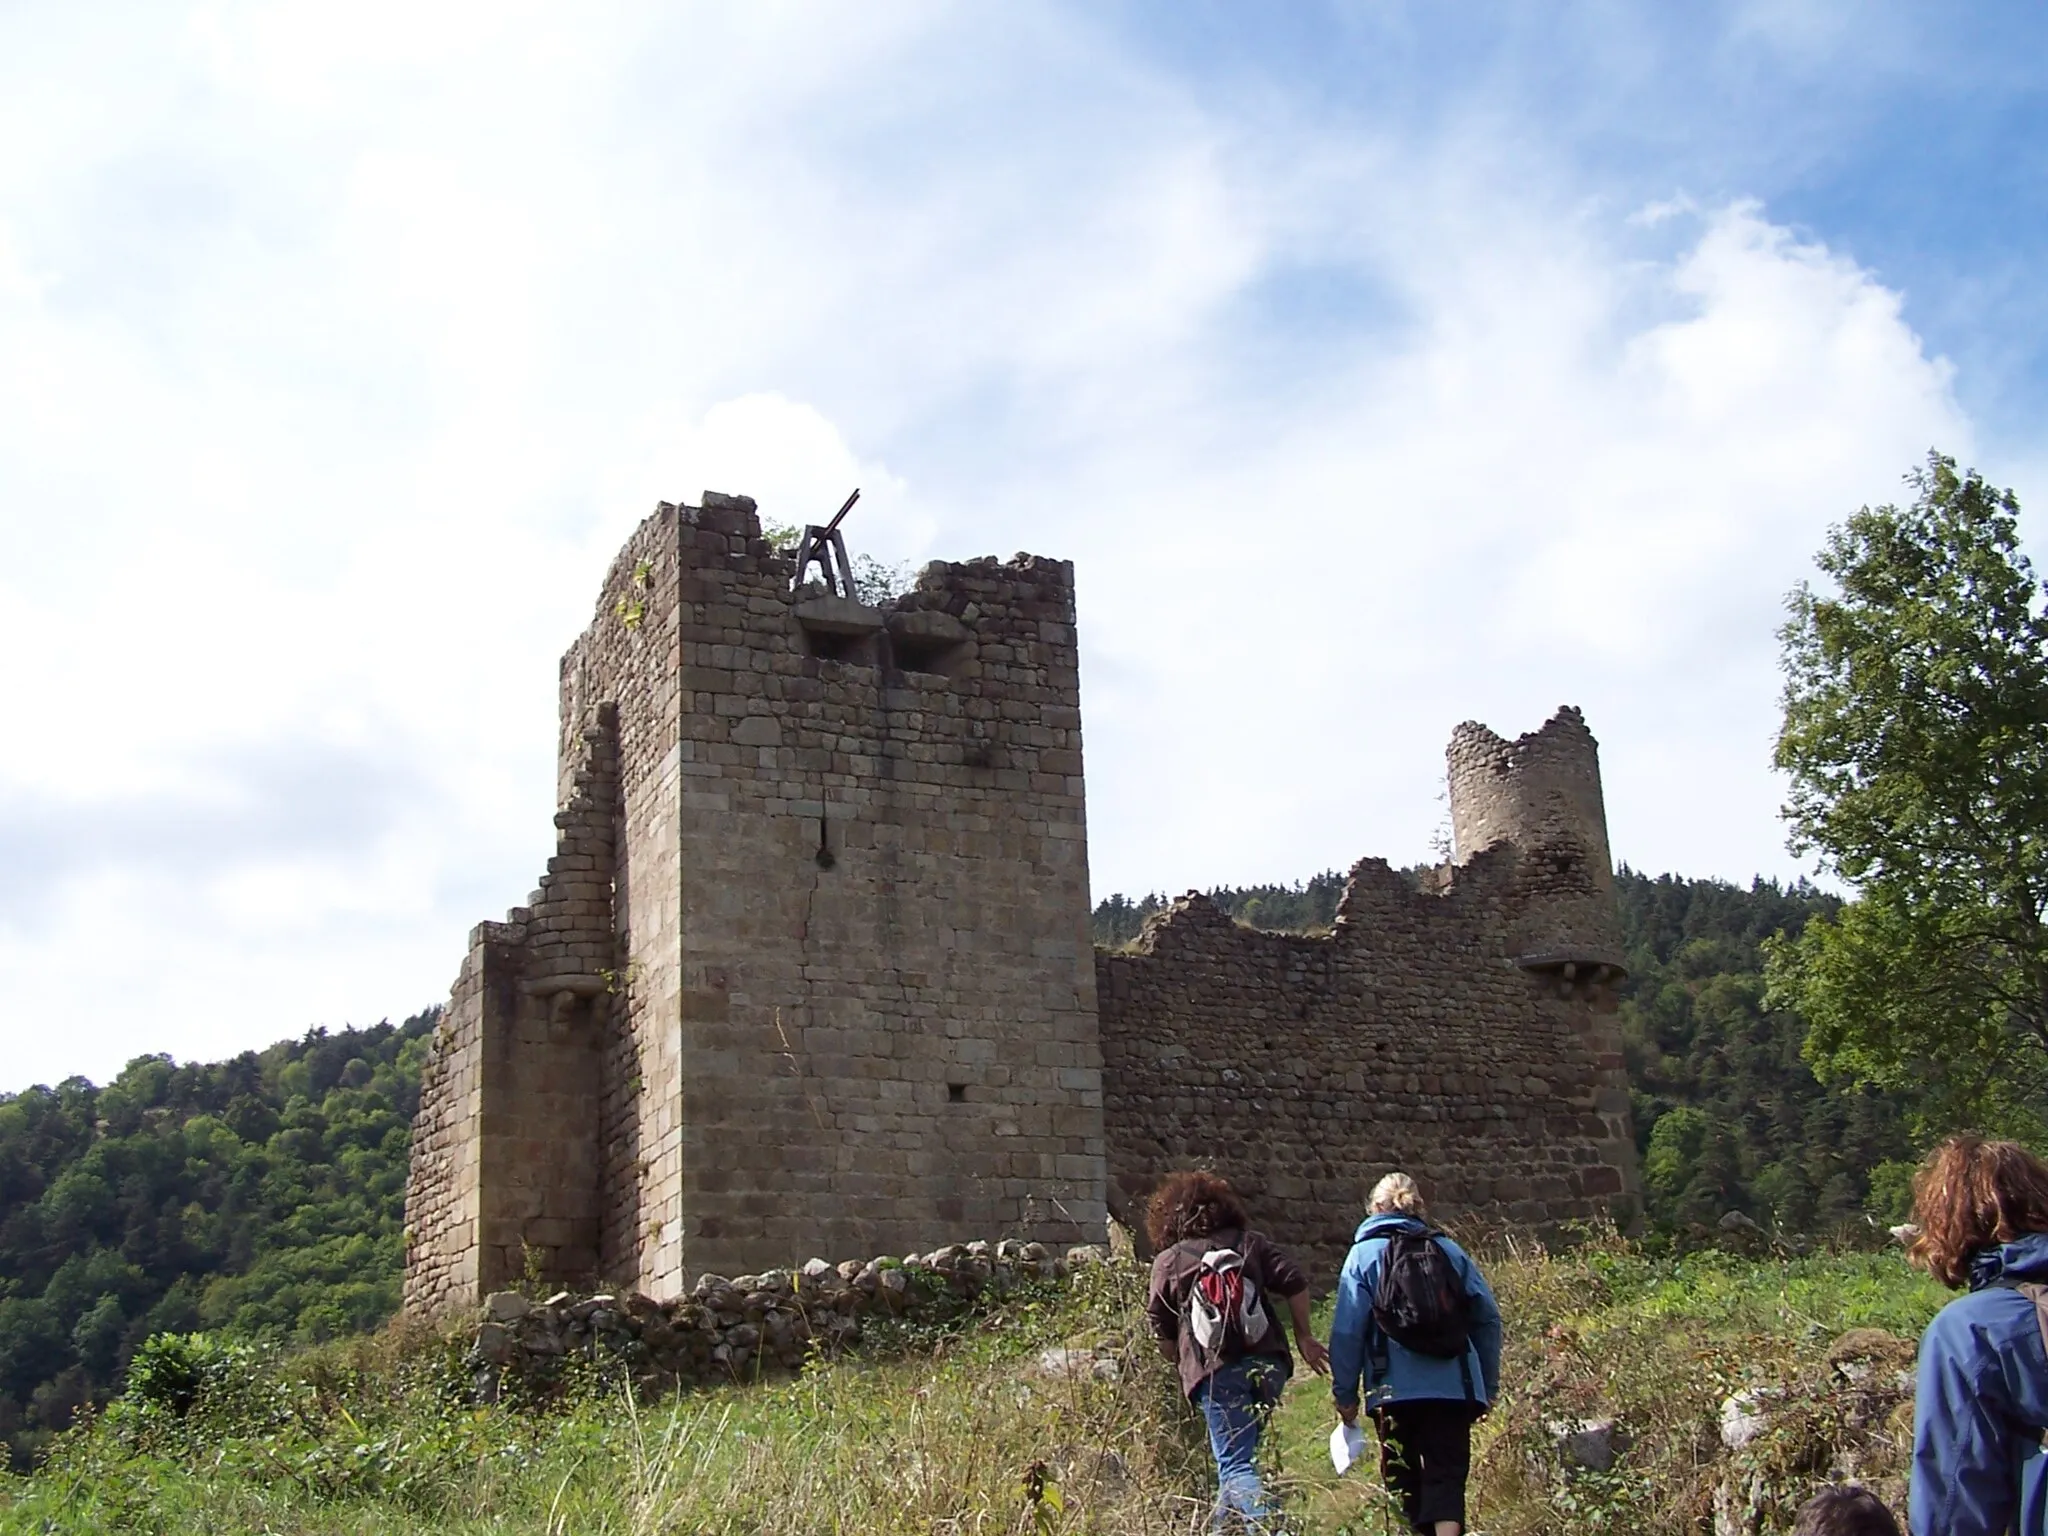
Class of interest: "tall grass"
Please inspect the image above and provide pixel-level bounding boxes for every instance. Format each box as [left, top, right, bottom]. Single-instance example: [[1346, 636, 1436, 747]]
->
[[0, 1235, 1949, 1536], [1263, 1231, 1945, 1535], [1, 1261, 1215, 1536]]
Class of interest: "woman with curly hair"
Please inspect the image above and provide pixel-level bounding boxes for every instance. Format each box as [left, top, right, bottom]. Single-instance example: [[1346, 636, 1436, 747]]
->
[[1144, 1171, 1328, 1531], [1907, 1136, 2048, 1536]]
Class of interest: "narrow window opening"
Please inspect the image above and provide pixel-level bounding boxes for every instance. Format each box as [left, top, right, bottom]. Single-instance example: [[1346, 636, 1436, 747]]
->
[[891, 634, 967, 677], [804, 628, 875, 665], [947, 1083, 968, 1103]]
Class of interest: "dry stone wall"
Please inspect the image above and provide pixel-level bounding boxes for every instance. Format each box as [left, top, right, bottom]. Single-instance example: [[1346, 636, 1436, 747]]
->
[[463, 1237, 1111, 1401]]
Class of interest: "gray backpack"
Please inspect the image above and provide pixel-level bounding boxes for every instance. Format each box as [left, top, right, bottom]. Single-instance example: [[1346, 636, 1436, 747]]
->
[[1990, 1279, 2048, 1445]]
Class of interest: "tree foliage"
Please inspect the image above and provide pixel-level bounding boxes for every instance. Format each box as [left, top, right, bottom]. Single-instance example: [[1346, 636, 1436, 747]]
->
[[1615, 871, 1913, 1234], [0, 1012, 436, 1471], [1766, 452, 2048, 1134]]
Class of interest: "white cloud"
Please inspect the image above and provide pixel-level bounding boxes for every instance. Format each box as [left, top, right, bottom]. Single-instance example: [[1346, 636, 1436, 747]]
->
[[0, 1, 1979, 1089]]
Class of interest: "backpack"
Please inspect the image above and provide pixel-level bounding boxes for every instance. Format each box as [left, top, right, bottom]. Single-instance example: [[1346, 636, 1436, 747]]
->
[[1185, 1244, 1271, 1365], [1371, 1227, 1473, 1359], [1992, 1277, 2048, 1354], [1988, 1278, 2048, 1447]]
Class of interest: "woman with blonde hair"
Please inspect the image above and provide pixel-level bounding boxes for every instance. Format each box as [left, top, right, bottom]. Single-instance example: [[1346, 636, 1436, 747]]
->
[[1906, 1136, 2048, 1536], [1328, 1172, 1501, 1536]]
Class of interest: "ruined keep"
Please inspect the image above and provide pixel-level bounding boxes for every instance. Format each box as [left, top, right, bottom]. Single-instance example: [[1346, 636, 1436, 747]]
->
[[404, 493, 1104, 1315], [1097, 707, 1640, 1276], [403, 494, 1639, 1315]]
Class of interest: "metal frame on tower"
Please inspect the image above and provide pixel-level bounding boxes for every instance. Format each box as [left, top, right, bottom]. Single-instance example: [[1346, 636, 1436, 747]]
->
[[792, 489, 861, 597]]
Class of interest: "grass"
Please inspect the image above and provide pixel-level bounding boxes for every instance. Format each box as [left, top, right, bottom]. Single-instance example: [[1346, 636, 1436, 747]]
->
[[1262, 1233, 1946, 1535], [0, 1234, 1950, 1535]]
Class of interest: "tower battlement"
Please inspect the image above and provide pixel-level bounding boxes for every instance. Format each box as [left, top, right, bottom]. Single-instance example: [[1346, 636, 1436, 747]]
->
[[1447, 706, 1623, 973]]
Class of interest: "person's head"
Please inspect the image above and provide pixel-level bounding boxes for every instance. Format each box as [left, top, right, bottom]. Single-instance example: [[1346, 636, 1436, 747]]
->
[[1369, 1171, 1426, 1219], [1908, 1135, 2048, 1288], [1790, 1485, 1901, 1536], [1146, 1171, 1249, 1250]]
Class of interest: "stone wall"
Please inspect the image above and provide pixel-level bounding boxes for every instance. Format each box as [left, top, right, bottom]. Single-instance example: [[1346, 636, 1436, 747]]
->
[[407, 494, 1107, 1314], [641, 501, 1104, 1284], [402, 709, 623, 1314], [464, 1237, 1112, 1400], [1098, 711, 1640, 1279], [402, 935, 487, 1314], [1446, 706, 1622, 969]]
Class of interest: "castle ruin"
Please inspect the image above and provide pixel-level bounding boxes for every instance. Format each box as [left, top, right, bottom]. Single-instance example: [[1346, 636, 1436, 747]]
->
[[403, 495, 1639, 1313]]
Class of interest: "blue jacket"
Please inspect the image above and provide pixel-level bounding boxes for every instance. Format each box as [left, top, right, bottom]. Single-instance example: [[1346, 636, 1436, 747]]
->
[[1329, 1214, 1503, 1412], [1912, 1232, 2048, 1536]]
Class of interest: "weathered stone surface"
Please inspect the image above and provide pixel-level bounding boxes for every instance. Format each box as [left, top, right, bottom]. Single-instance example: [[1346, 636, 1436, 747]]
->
[[403, 493, 1639, 1317], [1099, 709, 1641, 1274], [1721, 1389, 1774, 1452], [1032, 1345, 1123, 1383], [887, 609, 969, 643], [1711, 1332, 1914, 1535], [792, 594, 885, 634], [465, 1238, 1103, 1399], [405, 496, 1105, 1315]]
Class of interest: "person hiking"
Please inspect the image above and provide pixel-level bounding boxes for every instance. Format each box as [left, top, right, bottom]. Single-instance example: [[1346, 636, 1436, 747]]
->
[[1906, 1135, 2048, 1536], [1145, 1171, 1329, 1532], [1327, 1172, 1502, 1536]]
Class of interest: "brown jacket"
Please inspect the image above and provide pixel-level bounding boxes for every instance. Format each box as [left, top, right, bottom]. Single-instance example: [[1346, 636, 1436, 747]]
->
[[1146, 1227, 1308, 1399]]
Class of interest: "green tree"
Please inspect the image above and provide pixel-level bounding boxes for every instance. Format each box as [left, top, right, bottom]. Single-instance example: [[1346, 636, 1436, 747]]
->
[[0, 1011, 436, 1470], [1766, 452, 2048, 1135]]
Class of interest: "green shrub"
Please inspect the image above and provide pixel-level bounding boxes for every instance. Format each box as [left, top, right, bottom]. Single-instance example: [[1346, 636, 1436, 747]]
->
[[122, 1333, 256, 1418]]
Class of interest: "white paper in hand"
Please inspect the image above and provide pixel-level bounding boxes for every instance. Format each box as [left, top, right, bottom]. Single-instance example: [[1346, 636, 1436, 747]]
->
[[1329, 1422, 1368, 1476]]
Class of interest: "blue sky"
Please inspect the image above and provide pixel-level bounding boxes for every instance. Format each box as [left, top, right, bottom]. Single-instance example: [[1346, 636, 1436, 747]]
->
[[2, 0, 2043, 1089], [1106, 0, 2048, 431]]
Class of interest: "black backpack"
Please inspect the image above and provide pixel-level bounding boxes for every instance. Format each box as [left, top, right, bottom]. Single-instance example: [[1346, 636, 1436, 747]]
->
[[1371, 1228, 1473, 1359]]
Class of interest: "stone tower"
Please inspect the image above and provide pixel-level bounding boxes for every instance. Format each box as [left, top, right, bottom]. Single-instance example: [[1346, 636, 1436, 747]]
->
[[1446, 705, 1624, 975], [403, 493, 1108, 1315]]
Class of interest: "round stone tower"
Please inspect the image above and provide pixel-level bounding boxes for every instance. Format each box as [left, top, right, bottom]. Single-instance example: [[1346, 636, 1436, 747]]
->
[[1446, 706, 1623, 971]]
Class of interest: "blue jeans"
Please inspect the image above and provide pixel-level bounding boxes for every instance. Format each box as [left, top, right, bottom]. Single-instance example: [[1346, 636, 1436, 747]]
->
[[1194, 1356, 1289, 1532]]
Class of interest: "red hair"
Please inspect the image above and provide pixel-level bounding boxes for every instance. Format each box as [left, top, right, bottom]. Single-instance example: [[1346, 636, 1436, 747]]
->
[[1908, 1135, 2048, 1288]]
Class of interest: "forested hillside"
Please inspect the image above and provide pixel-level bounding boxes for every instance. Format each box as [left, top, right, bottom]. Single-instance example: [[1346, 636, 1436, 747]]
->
[[0, 1013, 435, 1470], [1091, 868, 1916, 1237], [1611, 870, 1914, 1232]]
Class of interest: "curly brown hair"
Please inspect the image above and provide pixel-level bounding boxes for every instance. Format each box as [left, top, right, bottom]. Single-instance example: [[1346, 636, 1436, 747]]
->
[[1146, 1171, 1250, 1250], [1908, 1135, 2048, 1288]]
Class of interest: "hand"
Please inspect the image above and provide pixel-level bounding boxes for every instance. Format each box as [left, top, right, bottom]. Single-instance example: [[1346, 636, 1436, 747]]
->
[[1335, 1401, 1359, 1426], [1299, 1336, 1331, 1376]]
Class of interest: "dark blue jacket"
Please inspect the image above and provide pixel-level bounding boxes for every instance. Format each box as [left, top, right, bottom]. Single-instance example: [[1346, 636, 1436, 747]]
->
[[1329, 1213, 1503, 1412], [1912, 1232, 2048, 1536]]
